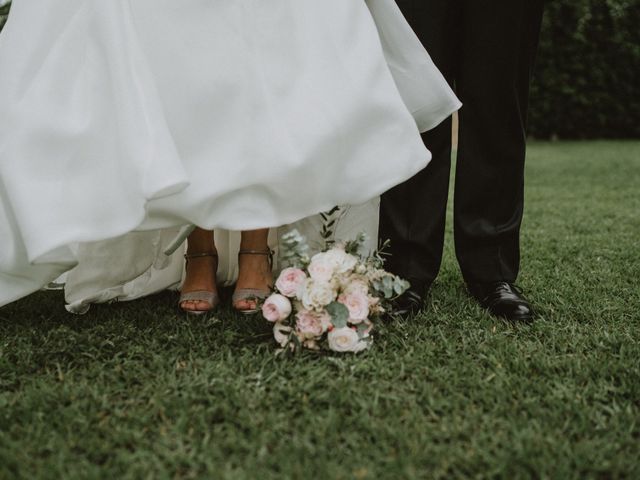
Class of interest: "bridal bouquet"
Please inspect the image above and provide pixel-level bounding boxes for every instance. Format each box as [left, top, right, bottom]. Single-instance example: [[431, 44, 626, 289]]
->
[[261, 228, 409, 353]]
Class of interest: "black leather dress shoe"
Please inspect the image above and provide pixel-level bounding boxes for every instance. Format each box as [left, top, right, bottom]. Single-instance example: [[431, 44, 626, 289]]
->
[[394, 288, 425, 315], [391, 278, 430, 315], [467, 282, 534, 322]]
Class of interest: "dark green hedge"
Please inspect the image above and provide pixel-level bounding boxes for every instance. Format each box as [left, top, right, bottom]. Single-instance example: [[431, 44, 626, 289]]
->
[[1, 1, 638, 138], [530, 0, 640, 139]]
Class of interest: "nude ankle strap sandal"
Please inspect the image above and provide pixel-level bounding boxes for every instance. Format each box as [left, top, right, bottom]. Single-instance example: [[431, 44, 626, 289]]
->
[[232, 249, 274, 315], [179, 252, 219, 316]]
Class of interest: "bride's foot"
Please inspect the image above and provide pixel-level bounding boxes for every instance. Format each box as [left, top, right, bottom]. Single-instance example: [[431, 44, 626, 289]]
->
[[179, 251, 219, 315], [232, 249, 274, 314]]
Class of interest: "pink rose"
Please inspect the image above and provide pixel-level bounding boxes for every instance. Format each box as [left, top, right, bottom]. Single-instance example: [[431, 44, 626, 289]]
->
[[275, 267, 307, 298], [338, 290, 370, 323], [295, 309, 331, 339], [262, 294, 292, 322]]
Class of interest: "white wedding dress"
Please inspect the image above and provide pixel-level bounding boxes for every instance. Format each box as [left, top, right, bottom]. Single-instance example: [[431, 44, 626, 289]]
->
[[0, 0, 460, 311]]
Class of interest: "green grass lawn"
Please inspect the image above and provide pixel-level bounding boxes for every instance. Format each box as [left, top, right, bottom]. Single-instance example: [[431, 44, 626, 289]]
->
[[1, 141, 639, 479]]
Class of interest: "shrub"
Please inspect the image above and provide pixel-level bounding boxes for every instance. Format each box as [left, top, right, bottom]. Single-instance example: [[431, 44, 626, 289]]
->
[[530, 0, 640, 139]]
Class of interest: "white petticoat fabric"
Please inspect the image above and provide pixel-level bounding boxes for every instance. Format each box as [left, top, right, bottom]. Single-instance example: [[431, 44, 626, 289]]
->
[[0, 0, 460, 310]]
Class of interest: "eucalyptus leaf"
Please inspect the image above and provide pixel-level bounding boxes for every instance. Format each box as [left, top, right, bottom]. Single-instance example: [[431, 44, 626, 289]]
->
[[280, 229, 311, 268], [356, 322, 370, 338], [326, 302, 349, 329], [394, 278, 410, 295], [380, 275, 395, 298]]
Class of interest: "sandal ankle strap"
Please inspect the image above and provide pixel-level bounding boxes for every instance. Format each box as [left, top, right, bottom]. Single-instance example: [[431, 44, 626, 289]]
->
[[238, 248, 273, 256], [184, 251, 218, 260], [238, 248, 274, 268]]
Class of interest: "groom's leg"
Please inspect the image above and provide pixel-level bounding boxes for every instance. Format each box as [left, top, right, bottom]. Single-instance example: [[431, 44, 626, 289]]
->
[[453, 0, 544, 284], [379, 123, 452, 293], [379, 0, 459, 294]]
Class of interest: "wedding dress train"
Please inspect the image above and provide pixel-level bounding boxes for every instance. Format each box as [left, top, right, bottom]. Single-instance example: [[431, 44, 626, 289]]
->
[[0, 0, 460, 309]]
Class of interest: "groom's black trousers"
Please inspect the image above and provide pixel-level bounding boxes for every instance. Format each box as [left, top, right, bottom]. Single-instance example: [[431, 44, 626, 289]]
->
[[380, 0, 544, 290]]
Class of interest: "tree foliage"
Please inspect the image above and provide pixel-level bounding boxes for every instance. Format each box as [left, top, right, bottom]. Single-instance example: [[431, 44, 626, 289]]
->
[[530, 0, 640, 138]]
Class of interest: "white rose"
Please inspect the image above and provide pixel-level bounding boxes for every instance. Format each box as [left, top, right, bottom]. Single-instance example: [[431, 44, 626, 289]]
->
[[328, 327, 369, 353], [324, 248, 358, 274], [262, 294, 292, 322], [308, 249, 358, 282], [300, 278, 337, 311], [308, 252, 337, 282]]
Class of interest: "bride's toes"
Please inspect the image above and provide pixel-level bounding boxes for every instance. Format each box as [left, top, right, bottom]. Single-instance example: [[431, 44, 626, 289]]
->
[[179, 294, 218, 315], [233, 297, 258, 311], [180, 299, 213, 312]]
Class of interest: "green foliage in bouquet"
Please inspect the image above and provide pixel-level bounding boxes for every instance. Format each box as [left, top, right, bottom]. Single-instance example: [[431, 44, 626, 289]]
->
[[530, 0, 640, 139], [279, 230, 311, 270]]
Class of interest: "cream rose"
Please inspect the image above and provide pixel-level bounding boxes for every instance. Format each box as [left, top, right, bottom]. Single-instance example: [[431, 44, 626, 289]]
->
[[341, 277, 369, 296], [308, 248, 359, 282], [262, 293, 292, 322], [300, 278, 337, 311], [275, 267, 307, 298], [307, 252, 337, 282], [327, 327, 369, 353], [324, 248, 358, 274]]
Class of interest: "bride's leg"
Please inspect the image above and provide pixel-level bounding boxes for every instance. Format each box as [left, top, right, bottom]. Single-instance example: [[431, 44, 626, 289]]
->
[[180, 227, 219, 312], [233, 229, 273, 312]]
